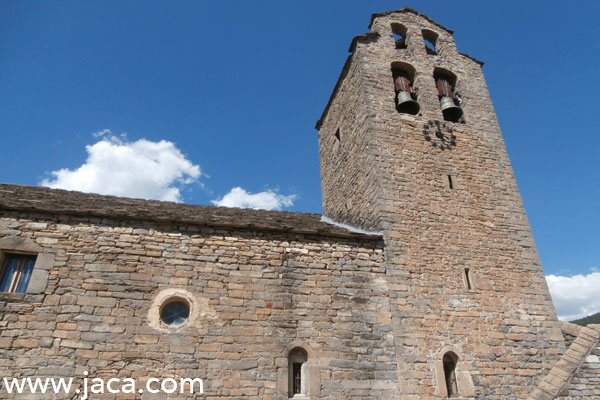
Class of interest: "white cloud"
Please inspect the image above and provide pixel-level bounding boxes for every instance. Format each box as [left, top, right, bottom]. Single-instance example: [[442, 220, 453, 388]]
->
[[211, 187, 295, 210], [92, 128, 112, 138], [41, 133, 201, 202], [546, 271, 600, 321]]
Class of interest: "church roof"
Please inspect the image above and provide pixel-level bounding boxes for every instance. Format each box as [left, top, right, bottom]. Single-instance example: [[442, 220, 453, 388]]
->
[[0, 184, 381, 241]]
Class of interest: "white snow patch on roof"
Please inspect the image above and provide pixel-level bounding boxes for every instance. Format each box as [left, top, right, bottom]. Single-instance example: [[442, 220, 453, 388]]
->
[[320, 216, 382, 236]]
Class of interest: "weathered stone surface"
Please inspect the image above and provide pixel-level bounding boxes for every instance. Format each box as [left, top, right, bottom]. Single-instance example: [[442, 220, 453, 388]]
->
[[0, 196, 393, 398], [553, 324, 600, 399], [0, 7, 594, 400], [317, 7, 568, 399]]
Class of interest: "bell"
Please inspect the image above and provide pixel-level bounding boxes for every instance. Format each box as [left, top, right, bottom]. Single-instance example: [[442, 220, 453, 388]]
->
[[396, 91, 420, 115], [440, 96, 463, 122]]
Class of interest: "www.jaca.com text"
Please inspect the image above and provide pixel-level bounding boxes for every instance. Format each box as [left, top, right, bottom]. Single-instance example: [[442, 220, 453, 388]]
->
[[2, 372, 204, 399]]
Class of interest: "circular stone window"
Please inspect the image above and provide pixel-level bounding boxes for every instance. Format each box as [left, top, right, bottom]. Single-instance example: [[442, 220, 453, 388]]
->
[[160, 298, 190, 327]]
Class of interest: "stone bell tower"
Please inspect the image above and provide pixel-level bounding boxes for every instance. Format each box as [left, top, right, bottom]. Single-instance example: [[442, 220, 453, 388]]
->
[[317, 9, 564, 398]]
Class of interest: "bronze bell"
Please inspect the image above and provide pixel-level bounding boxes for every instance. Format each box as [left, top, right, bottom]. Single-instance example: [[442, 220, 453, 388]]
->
[[396, 91, 420, 115], [440, 96, 463, 122]]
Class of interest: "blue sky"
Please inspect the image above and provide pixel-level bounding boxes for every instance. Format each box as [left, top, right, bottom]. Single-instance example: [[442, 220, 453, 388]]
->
[[1, 1, 598, 319]]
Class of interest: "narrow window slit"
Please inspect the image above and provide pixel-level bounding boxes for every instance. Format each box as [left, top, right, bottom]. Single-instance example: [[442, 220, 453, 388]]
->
[[443, 352, 459, 397], [288, 347, 308, 398], [464, 268, 472, 290], [333, 128, 341, 152], [292, 363, 302, 394], [448, 175, 454, 189]]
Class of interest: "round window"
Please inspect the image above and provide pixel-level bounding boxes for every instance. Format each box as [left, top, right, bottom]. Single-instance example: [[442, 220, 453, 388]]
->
[[160, 299, 190, 327]]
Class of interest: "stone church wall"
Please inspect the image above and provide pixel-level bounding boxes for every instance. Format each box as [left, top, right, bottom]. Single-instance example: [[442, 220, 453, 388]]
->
[[0, 208, 399, 399]]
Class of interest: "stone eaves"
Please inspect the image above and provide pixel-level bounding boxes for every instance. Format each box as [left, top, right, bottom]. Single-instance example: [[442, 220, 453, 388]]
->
[[368, 8, 454, 34], [0, 184, 382, 241]]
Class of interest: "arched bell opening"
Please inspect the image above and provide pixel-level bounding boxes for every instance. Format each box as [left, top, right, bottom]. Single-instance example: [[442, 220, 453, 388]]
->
[[391, 62, 420, 115], [422, 29, 439, 55], [391, 23, 408, 49], [434, 68, 463, 122]]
